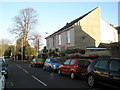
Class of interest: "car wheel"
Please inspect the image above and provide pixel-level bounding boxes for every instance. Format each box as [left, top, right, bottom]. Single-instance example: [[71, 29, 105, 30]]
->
[[70, 72, 75, 79], [5, 74, 8, 79], [4, 82, 6, 90], [43, 66, 46, 70], [49, 66, 52, 72], [87, 74, 96, 87], [30, 64, 33, 67], [58, 69, 62, 75], [33, 64, 35, 67]]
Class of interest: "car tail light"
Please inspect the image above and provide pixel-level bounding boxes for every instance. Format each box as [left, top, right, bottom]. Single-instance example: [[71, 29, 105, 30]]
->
[[76, 65, 80, 71], [76, 65, 79, 68], [35, 61, 37, 64]]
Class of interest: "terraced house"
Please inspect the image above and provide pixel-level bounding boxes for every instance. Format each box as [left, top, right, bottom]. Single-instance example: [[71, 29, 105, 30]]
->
[[45, 7, 118, 51]]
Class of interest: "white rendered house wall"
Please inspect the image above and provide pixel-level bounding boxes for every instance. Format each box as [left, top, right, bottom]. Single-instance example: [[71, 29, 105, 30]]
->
[[100, 19, 118, 43]]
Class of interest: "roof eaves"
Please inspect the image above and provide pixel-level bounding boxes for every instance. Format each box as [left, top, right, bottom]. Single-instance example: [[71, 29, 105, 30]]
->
[[115, 26, 120, 30]]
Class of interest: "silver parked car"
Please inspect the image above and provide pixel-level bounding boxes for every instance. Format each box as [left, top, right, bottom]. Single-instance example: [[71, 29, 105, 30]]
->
[[0, 71, 6, 90], [0, 57, 8, 79]]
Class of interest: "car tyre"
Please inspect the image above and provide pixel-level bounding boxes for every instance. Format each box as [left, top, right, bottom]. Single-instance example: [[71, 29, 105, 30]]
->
[[58, 69, 62, 75], [49, 66, 52, 72], [30, 64, 33, 67], [43, 66, 46, 70], [33, 64, 35, 67], [70, 72, 75, 79], [4, 83, 6, 90], [5, 74, 8, 79], [87, 74, 96, 87]]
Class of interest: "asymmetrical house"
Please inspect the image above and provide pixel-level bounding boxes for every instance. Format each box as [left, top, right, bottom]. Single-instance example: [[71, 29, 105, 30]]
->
[[45, 7, 118, 51], [115, 26, 120, 42]]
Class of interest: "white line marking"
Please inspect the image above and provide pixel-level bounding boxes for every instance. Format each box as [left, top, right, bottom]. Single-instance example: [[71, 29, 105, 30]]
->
[[16, 64, 28, 74], [11, 82, 13, 86], [22, 69, 29, 74], [16, 65, 22, 69], [16, 64, 19, 67], [32, 75, 47, 87]]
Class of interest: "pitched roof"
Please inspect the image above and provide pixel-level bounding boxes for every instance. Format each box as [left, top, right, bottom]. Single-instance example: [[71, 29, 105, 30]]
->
[[98, 43, 110, 48], [115, 26, 120, 30], [115, 26, 120, 34], [45, 7, 99, 39]]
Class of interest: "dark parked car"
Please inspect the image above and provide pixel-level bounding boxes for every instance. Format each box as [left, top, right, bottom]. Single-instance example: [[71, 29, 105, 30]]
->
[[87, 58, 120, 89], [58, 59, 92, 79], [0, 57, 8, 79], [43, 58, 64, 72], [30, 58, 45, 67]]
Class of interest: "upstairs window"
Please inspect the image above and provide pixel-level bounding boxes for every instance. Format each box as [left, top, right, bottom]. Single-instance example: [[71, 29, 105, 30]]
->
[[47, 39, 50, 47], [67, 31, 71, 43], [58, 34, 61, 45], [52, 36, 55, 47]]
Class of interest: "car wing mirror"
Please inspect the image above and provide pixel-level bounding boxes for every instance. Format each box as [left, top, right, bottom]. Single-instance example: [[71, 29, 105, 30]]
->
[[1, 70, 5, 75]]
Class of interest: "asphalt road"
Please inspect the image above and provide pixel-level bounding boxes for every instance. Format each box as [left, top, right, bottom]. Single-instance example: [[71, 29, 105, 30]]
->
[[5, 60, 111, 89]]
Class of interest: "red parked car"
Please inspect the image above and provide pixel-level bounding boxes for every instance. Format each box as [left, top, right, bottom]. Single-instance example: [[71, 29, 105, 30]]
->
[[30, 58, 45, 67], [58, 59, 92, 79]]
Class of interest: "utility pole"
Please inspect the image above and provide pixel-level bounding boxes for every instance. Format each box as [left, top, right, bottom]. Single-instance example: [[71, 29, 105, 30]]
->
[[0, 42, 2, 57], [21, 38, 23, 61], [0, 40, 3, 57], [37, 38, 39, 57], [14, 44, 16, 61]]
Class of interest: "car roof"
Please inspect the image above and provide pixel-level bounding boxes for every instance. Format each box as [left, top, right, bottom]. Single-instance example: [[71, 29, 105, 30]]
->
[[0, 57, 5, 61]]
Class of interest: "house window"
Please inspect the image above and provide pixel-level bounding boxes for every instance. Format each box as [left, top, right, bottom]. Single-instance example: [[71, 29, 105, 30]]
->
[[114, 32, 116, 41], [67, 31, 71, 43], [47, 39, 49, 48], [52, 36, 55, 47], [58, 34, 61, 45]]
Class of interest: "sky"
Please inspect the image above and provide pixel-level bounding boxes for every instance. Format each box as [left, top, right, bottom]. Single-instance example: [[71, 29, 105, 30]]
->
[[118, 1, 120, 26], [0, 1, 119, 48]]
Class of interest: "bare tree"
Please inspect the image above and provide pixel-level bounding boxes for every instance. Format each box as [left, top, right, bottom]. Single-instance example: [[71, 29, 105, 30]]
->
[[31, 33, 42, 57], [10, 8, 38, 60]]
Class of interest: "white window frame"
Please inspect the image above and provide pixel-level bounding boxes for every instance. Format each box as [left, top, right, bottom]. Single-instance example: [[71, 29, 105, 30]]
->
[[67, 31, 71, 43], [58, 34, 61, 45], [47, 39, 49, 47]]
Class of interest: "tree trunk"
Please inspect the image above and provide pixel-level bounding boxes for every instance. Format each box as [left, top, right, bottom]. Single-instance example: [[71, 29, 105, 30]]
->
[[23, 46, 26, 60]]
